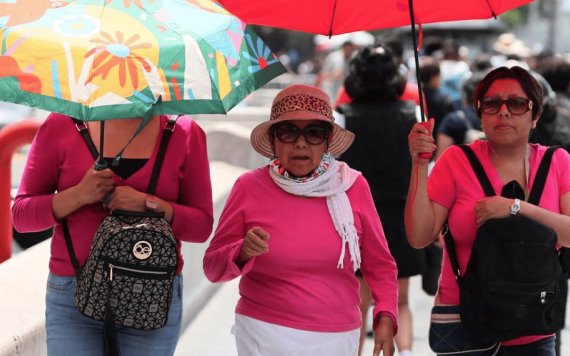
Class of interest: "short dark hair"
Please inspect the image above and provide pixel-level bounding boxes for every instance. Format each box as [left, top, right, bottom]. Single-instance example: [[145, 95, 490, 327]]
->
[[472, 66, 544, 120], [344, 45, 406, 103], [419, 57, 440, 84]]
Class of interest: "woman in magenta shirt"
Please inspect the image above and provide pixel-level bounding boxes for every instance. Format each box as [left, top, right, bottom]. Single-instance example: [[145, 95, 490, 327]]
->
[[406, 66, 570, 355], [203, 84, 398, 356], [12, 114, 213, 355]]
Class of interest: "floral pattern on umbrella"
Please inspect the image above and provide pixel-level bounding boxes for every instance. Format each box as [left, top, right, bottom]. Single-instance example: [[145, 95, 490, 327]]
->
[[0, 0, 286, 120]]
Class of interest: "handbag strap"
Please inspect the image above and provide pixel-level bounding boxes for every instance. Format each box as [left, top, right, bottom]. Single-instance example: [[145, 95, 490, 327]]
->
[[444, 144, 559, 279], [63, 116, 178, 274]]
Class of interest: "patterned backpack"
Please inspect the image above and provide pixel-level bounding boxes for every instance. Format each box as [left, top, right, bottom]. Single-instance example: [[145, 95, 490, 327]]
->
[[62, 117, 178, 351]]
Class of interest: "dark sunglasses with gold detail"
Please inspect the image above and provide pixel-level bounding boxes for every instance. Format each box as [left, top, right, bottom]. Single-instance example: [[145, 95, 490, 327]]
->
[[478, 96, 533, 115], [271, 123, 331, 145]]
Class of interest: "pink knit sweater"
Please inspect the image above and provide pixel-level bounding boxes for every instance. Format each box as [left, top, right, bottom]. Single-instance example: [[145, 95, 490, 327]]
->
[[204, 167, 398, 333]]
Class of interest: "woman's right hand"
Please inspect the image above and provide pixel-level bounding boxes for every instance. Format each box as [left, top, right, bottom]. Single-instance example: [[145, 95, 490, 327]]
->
[[408, 118, 436, 164], [237, 227, 270, 266], [75, 166, 115, 206]]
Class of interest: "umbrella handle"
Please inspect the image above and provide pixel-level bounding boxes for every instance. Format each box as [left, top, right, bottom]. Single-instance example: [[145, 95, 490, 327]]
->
[[408, 0, 427, 123], [94, 161, 108, 171], [418, 121, 433, 159], [94, 120, 107, 171]]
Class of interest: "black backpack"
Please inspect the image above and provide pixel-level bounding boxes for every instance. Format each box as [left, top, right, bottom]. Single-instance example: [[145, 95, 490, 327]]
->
[[445, 145, 568, 344]]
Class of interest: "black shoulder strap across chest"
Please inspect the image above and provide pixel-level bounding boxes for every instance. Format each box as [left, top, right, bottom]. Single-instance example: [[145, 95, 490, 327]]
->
[[457, 144, 558, 205], [444, 144, 560, 278]]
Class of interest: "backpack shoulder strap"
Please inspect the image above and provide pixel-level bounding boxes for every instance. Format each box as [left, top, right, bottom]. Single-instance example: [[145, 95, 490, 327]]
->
[[147, 115, 178, 194], [444, 145, 494, 280], [442, 225, 462, 278], [457, 144, 495, 197], [527, 146, 559, 205]]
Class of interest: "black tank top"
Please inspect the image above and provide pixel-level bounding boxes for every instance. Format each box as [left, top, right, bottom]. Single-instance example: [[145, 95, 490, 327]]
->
[[104, 157, 148, 180]]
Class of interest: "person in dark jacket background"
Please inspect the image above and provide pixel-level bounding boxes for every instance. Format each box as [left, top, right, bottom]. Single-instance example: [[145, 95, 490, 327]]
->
[[339, 44, 427, 356]]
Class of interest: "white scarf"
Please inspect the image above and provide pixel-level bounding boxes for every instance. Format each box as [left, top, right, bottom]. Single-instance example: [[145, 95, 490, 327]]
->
[[268, 153, 362, 270]]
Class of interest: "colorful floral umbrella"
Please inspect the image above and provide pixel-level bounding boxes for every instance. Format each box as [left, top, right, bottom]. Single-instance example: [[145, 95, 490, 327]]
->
[[0, 0, 286, 121]]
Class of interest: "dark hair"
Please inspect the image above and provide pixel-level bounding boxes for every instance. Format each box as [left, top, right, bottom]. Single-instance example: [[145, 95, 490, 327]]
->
[[461, 72, 486, 107], [344, 45, 406, 103], [472, 66, 544, 120], [384, 38, 403, 62], [442, 39, 460, 60], [419, 57, 441, 84], [536, 58, 570, 93]]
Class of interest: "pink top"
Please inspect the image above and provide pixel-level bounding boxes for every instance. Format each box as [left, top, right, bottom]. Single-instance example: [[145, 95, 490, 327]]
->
[[429, 140, 570, 345], [203, 167, 398, 333], [12, 113, 214, 276]]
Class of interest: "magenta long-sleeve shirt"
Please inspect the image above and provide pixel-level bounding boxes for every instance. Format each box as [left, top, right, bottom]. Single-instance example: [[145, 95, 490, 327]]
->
[[203, 167, 398, 333], [12, 113, 214, 276]]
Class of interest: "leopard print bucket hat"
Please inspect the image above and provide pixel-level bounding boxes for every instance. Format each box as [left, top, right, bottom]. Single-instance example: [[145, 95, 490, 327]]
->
[[250, 84, 355, 158]]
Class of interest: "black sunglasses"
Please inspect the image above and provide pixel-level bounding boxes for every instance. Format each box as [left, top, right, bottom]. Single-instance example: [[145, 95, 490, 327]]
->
[[272, 123, 331, 145], [479, 96, 533, 115]]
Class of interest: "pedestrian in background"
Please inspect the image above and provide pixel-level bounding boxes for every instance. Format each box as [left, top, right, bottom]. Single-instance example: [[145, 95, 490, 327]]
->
[[318, 41, 357, 103], [340, 45, 424, 356], [435, 72, 486, 159], [203, 84, 398, 356], [419, 57, 455, 136]]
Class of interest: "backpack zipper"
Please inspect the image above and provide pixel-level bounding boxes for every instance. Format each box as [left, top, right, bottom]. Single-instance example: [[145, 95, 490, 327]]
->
[[540, 291, 555, 304], [108, 263, 170, 281]]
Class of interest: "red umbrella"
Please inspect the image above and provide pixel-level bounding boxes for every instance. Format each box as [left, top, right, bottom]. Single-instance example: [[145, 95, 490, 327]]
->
[[217, 0, 533, 36], [218, 0, 534, 157]]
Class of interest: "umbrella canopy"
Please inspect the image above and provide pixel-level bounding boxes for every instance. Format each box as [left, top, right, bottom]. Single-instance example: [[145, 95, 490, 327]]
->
[[218, 0, 533, 130], [0, 0, 286, 121], [217, 0, 534, 36]]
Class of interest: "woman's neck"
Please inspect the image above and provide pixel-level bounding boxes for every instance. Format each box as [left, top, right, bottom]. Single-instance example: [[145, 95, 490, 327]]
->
[[488, 141, 530, 190], [488, 141, 528, 162]]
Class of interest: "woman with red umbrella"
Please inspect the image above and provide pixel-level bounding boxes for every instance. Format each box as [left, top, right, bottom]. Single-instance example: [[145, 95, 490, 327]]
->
[[406, 66, 570, 355]]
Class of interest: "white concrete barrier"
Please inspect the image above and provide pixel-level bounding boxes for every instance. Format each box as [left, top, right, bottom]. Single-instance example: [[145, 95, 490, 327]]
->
[[0, 240, 49, 356]]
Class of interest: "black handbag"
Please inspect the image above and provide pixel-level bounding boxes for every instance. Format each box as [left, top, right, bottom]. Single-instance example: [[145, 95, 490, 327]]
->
[[62, 117, 178, 355]]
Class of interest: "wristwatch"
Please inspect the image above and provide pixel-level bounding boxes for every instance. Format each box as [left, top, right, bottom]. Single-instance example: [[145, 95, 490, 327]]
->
[[509, 198, 521, 216], [145, 195, 158, 211]]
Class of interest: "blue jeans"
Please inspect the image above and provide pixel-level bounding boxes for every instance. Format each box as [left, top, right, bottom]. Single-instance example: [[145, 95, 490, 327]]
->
[[46, 273, 183, 356], [497, 336, 556, 356]]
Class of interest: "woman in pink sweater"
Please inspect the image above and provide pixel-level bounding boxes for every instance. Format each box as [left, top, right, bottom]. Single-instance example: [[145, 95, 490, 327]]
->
[[203, 84, 398, 356], [12, 114, 213, 355], [406, 66, 570, 355]]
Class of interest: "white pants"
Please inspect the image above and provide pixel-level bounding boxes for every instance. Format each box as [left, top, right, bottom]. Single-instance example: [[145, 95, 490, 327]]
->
[[233, 314, 360, 356]]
